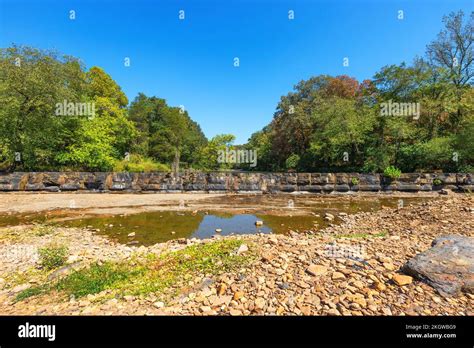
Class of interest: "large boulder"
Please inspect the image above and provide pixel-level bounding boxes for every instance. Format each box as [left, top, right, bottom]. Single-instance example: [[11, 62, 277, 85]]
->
[[402, 235, 474, 296]]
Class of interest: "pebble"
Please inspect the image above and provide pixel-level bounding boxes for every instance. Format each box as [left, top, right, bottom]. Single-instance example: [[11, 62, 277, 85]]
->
[[306, 264, 327, 276], [332, 272, 346, 280], [392, 274, 413, 286]]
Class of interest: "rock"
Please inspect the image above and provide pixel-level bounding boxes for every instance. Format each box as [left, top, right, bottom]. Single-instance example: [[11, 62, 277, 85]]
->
[[233, 291, 244, 301], [332, 272, 346, 280], [236, 244, 249, 255], [275, 268, 285, 276], [254, 298, 266, 310], [324, 213, 335, 221], [392, 274, 413, 286], [229, 309, 242, 316], [153, 301, 165, 308], [217, 283, 227, 296], [306, 264, 328, 276], [326, 308, 341, 316], [11, 283, 30, 293], [374, 281, 386, 291], [200, 306, 212, 313], [127, 232, 135, 237], [215, 228, 222, 233], [67, 255, 79, 263], [255, 221, 263, 226], [402, 235, 474, 296], [383, 262, 396, 271], [261, 252, 274, 262]]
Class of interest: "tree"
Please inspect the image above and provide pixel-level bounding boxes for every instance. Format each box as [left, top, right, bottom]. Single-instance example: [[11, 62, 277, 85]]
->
[[426, 10, 474, 130], [128, 94, 207, 171], [0, 45, 86, 170], [197, 134, 235, 170]]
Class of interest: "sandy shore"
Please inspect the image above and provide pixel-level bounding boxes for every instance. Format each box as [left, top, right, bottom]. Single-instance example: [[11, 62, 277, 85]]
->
[[0, 192, 225, 214]]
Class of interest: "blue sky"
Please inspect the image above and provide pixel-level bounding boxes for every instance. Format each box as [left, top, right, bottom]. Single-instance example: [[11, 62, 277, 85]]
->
[[0, 0, 472, 143]]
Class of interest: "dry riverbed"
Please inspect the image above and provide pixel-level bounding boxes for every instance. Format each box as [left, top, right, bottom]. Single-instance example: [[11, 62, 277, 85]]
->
[[0, 194, 473, 316]]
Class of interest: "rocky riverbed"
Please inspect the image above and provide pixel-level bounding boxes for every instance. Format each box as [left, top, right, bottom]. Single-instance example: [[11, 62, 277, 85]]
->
[[0, 194, 472, 316]]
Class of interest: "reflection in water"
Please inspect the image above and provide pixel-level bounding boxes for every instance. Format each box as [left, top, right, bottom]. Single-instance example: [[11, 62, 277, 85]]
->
[[58, 211, 317, 246], [0, 195, 435, 246]]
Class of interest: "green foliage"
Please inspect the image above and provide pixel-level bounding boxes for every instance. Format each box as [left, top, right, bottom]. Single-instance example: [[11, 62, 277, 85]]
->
[[38, 244, 68, 270], [196, 134, 236, 170], [383, 166, 402, 180], [351, 177, 359, 186], [56, 262, 140, 298], [113, 154, 170, 172], [0, 47, 216, 172], [128, 93, 208, 171], [285, 154, 300, 170], [15, 285, 49, 302], [245, 11, 473, 173], [433, 178, 442, 186], [16, 239, 252, 301], [1, 11, 472, 173]]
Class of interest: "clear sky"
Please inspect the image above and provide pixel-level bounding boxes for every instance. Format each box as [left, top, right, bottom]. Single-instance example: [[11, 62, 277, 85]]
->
[[0, 0, 472, 143]]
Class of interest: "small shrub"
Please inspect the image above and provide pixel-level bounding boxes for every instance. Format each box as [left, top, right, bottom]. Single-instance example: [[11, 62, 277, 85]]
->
[[38, 244, 68, 270], [32, 224, 55, 236], [433, 178, 442, 186], [113, 154, 170, 173], [383, 166, 402, 180], [351, 177, 359, 186]]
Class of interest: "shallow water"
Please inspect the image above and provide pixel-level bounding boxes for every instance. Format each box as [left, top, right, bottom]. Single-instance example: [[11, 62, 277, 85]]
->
[[0, 194, 434, 246]]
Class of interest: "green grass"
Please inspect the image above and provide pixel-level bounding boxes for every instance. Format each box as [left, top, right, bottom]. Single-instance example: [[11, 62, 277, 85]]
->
[[56, 262, 144, 298], [32, 224, 56, 237], [38, 244, 68, 270], [16, 238, 253, 302], [15, 285, 49, 302]]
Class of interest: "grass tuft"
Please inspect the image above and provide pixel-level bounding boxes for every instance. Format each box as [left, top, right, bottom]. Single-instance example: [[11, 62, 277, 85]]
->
[[16, 238, 253, 302]]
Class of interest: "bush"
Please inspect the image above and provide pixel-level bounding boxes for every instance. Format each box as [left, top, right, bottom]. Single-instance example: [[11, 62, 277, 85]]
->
[[383, 166, 402, 180], [113, 154, 170, 172], [351, 177, 359, 186], [433, 178, 442, 186], [285, 154, 300, 170], [38, 244, 68, 270]]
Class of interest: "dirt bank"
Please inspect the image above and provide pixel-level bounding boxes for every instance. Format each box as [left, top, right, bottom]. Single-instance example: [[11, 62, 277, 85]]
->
[[0, 192, 225, 214]]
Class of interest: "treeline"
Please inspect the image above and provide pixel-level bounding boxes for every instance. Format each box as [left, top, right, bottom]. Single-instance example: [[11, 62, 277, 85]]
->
[[0, 11, 472, 173], [245, 11, 473, 173], [0, 47, 235, 172]]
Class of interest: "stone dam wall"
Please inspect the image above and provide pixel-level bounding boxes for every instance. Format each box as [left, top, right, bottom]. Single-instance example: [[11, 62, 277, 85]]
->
[[0, 172, 472, 193]]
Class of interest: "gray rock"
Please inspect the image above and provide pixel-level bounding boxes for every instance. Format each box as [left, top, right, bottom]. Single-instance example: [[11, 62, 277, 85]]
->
[[358, 184, 382, 192], [402, 235, 474, 296], [47, 262, 83, 281]]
